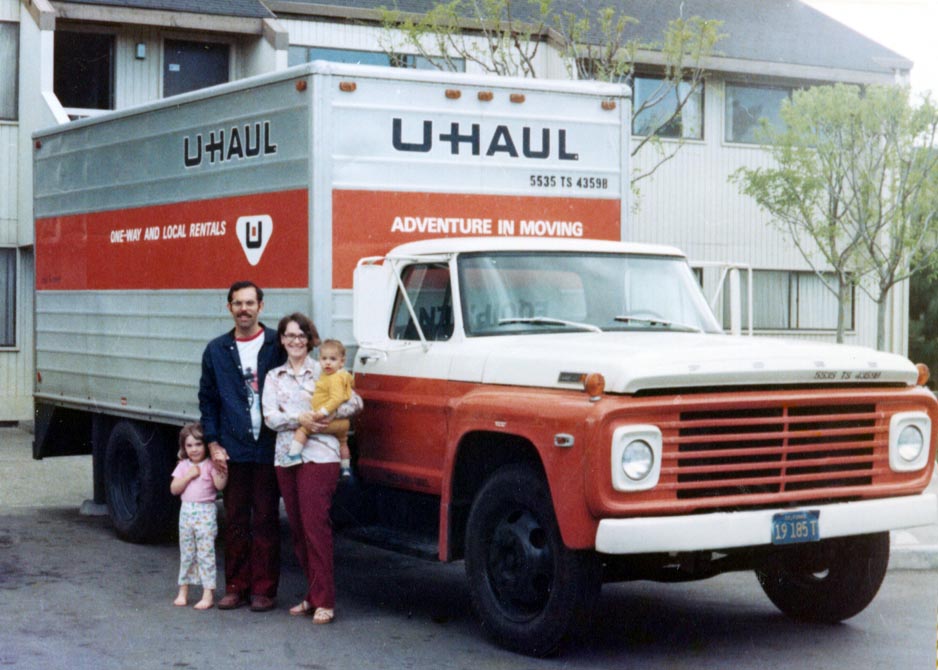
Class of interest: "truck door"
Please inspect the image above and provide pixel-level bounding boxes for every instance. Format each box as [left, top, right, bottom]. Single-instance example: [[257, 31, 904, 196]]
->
[[354, 262, 456, 495]]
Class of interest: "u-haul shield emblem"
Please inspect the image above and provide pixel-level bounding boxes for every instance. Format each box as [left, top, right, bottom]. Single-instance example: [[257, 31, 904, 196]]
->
[[236, 215, 273, 266]]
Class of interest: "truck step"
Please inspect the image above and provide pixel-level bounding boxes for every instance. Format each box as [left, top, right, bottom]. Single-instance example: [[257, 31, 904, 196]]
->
[[340, 524, 439, 561]]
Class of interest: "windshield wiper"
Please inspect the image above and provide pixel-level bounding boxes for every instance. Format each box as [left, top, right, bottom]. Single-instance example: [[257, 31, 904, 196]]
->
[[498, 316, 603, 333], [614, 315, 701, 333]]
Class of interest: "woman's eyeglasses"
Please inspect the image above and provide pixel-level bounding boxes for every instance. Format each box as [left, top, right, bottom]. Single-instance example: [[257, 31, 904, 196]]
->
[[282, 333, 308, 342]]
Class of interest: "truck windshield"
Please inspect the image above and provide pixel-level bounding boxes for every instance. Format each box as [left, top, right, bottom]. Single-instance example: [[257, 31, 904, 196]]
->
[[458, 251, 723, 336]]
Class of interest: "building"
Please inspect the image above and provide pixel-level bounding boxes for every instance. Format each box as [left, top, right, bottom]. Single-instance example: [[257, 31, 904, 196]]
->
[[0, 0, 914, 421]]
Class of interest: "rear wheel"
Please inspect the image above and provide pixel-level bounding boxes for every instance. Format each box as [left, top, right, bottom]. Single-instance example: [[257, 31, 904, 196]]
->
[[464, 465, 600, 656], [756, 532, 889, 623], [104, 421, 176, 543]]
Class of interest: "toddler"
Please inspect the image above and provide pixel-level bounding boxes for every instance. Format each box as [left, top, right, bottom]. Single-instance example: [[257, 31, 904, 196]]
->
[[288, 339, 354, 479], [171, 422, 227, 610]]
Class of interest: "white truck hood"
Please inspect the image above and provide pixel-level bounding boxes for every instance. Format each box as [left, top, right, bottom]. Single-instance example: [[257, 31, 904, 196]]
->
[[466, 332, 917, 393]]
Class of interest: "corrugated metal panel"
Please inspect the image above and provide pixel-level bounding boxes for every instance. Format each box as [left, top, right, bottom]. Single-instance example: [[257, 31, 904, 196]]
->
[[34, 289, 313, 421], [33, 76, 310, 217]]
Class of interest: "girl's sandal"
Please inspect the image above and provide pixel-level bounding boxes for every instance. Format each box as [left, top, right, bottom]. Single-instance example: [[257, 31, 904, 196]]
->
[[289, 601, 312, 616], [312, 607, 334, 625]]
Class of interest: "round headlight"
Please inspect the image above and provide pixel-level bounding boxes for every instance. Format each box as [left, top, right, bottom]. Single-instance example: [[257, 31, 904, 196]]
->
[[897, 425, 925, 462], [622, 439, 654, 481]]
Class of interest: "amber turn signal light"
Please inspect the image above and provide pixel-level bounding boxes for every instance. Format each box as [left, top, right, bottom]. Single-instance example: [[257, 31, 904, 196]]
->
[[916, 363, 930, 386], [583, 372, 605, 400]]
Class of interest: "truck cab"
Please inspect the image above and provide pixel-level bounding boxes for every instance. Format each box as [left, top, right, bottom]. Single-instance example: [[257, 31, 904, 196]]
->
[[348, 237, 937, 655]]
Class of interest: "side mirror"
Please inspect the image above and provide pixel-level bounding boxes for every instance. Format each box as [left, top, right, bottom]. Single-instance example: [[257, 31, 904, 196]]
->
[[353, 261, 395, 345]]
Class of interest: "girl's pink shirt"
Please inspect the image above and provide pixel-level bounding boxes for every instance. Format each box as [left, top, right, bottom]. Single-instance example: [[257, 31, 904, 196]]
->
[[171, 459, 219, 503]]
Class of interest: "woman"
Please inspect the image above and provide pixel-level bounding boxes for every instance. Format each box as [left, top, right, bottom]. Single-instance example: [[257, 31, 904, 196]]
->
[[261, 312, 362, 624]]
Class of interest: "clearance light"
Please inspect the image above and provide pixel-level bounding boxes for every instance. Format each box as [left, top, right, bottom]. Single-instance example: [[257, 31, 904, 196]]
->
[[916, 363, 930, 386], [583, 372, 605, 401]]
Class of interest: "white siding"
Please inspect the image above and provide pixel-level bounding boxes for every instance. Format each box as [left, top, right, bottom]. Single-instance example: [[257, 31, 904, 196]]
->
[[0, 248, 33, 420], [631, 77, 882, 349], [114, 28, 162, 107], [0, 0, 27, 419], [280, 18, 553, 77], [0, 0, 16, 21], [0, 124, 16, 243]]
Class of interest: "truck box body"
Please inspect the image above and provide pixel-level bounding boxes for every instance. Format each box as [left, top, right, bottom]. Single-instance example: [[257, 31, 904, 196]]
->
[[33, 62, 629, 425]]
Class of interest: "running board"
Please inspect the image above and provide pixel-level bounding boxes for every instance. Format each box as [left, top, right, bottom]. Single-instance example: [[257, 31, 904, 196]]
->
[[340, 524, 439, 561]]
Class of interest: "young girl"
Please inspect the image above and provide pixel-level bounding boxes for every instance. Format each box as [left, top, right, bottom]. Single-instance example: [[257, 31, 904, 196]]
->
[[171, 422, 227, 610]]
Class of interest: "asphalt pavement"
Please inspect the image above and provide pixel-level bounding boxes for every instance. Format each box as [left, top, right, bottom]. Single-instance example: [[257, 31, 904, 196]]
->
[[3, 423, 938, 569]]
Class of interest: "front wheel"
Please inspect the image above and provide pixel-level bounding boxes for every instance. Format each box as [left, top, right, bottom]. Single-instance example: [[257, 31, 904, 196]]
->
[[756, 532, 889, 623], [464, 465, 600, 656]]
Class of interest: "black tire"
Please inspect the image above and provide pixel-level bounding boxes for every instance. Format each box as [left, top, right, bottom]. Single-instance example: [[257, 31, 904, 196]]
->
[[464, 464, 601, 656], [756, 532, 889, 623], [104, 421, 176, 543]]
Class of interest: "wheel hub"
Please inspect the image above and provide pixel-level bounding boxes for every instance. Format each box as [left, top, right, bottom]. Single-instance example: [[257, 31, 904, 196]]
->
[[485, 508, 553, 616]]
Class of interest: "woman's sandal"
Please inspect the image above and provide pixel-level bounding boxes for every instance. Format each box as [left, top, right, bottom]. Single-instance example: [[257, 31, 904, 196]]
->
[[289, 601, 312, 616], [312, 607, 334, 625]]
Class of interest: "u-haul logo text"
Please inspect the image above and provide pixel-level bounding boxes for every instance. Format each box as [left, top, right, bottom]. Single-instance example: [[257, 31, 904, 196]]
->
[[392, 118, 579, 161], [183, 121, 278, 168]]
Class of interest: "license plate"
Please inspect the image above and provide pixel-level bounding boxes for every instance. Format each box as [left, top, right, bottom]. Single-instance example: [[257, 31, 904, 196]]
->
[[771, 510, 820, 545]]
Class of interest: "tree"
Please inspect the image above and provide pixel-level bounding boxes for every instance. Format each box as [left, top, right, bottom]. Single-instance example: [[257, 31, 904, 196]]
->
[[378, 0, 722, 189], [909, 270, 938, 391], [734, 84, 938, 348], [849, 87, 938, 350]]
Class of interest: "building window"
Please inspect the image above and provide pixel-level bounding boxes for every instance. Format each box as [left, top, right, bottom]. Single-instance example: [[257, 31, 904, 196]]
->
[[724, 269, 854, 331], [0, 23, 17, 120], [54, 31, 114, 111], [289, 46, 465, 72], [0, 249, 15, 347], [632, 76, 703, 139], [164, 40, 230, 97], [725, 83, 792, 144]]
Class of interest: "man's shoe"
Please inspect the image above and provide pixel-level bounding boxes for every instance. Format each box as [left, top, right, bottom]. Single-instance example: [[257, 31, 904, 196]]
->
[[217, 592, 247, 610], [250, 595, 277, 612]]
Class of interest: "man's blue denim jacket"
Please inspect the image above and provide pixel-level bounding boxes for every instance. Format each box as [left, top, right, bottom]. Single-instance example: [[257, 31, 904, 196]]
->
[[198, 326, 286, 464]]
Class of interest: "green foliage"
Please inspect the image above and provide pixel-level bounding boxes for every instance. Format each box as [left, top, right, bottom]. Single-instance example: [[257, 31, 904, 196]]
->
[[909, 271, 938, 390], [733, 84, 938, 348], [379, 0, 552, 77]]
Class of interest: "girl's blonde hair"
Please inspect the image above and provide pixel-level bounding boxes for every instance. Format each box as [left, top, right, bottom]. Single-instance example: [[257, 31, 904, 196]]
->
[[177, 422, 205, 460]]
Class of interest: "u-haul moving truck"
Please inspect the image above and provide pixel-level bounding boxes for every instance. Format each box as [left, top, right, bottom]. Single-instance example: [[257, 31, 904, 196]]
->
[[33, 62, 938, 656]]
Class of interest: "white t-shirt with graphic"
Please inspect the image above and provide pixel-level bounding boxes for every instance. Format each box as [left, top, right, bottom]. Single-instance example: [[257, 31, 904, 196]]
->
[[236, 330, 265, 441]]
